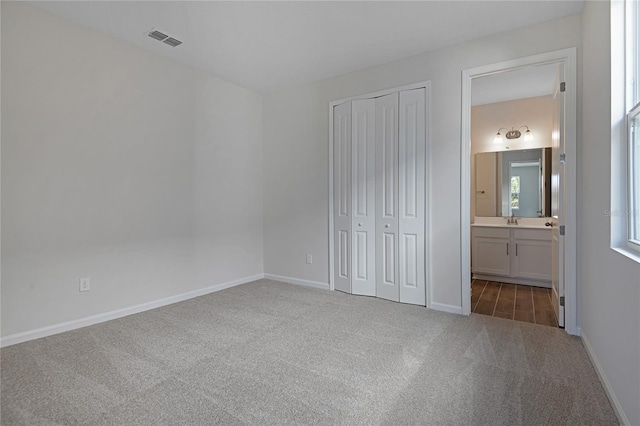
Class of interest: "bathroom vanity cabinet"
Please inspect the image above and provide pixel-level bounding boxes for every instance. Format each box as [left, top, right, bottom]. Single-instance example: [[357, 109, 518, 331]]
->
[[472, 225, 552, 287]]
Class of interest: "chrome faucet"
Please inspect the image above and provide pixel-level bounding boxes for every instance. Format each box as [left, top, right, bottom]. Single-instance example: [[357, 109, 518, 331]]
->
[[507, 213, 518, 225]]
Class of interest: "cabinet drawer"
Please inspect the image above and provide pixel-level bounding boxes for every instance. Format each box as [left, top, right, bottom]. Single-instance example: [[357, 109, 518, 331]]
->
[[472, 227, 510, 239], [514, 229, 551, 241]]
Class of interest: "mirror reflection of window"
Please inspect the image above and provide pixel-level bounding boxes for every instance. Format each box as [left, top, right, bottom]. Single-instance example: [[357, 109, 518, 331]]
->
[[511, 176, 520, 210], [473, 148, 551, 218], [508, 160, 541, 217]]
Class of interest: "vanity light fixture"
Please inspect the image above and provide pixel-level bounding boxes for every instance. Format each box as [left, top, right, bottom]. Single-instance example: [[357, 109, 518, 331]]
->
[[494, 125, 533, 144]]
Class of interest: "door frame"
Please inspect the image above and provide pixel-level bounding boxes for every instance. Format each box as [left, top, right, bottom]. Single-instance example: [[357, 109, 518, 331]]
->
[[328, 81, 432, 307], [461, 48, 578, 335]]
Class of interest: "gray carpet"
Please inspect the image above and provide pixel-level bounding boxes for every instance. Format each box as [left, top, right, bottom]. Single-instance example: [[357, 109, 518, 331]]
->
[[1, 279, 617, 425]]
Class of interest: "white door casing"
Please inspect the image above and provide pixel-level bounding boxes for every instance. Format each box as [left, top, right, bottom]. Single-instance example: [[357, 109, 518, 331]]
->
[[333, 102, 352, 294], [461, 49, 577, 335]]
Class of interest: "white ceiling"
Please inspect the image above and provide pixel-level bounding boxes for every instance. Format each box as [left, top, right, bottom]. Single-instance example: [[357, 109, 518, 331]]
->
[[30, 1, 584, 94], [471, 63, 560, 106]]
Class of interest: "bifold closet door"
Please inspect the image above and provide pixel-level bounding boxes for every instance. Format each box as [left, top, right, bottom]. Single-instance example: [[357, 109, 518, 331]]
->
[[398, 88, 426, 305], [350, 99, 376, 296], [375, 88, 426, 306], [333, 102, 351, 294], [333, 88, 425, 305], [375, 93, 400, 302], [333, 99, 376, 296]]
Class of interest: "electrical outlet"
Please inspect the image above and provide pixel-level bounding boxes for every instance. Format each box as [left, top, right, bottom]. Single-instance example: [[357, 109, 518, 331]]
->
[[306, 254, 313, 264], [79, 277, 91, 292]]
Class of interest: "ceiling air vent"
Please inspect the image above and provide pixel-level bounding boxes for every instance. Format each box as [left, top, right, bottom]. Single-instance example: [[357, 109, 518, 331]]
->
[[163, 37, 182, 47], [147, 28, 182, 47], [148, 30, 168, 41]]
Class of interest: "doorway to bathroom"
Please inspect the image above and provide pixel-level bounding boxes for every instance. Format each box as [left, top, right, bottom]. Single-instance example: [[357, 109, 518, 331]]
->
[[461, 49, 578, 334], [471, 280, 558, 327]]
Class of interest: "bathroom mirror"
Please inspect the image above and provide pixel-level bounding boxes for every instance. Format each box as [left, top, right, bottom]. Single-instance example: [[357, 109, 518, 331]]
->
[[474, 148, 551, 217]]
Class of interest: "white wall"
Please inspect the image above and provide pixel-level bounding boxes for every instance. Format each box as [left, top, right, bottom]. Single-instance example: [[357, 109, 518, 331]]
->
[[1, 3, 264, 337], [580, 2, 640, 424], [263, 15, 582, 308]]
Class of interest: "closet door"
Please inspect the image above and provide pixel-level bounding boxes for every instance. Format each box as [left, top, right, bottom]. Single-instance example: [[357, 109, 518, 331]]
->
[[375, 93, 400, 302], [333, 102, 352, 293], [398, 88, 426, 306], [350, 99, 376, 296]]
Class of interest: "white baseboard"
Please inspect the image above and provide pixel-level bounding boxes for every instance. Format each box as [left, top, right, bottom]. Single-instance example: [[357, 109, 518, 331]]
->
[[429, 302, 463, 315], [263, 273, 330, 290], [581, 330, 630, 426], [0, 274, 264, 348]]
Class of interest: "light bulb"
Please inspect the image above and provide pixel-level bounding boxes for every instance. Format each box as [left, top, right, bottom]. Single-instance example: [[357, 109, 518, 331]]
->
[[494, 132, 502, 144], [524, 129, 533, 142]]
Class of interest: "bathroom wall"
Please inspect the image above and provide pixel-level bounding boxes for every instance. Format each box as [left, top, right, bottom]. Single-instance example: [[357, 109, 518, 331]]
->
[[471, 95, 554, 154]]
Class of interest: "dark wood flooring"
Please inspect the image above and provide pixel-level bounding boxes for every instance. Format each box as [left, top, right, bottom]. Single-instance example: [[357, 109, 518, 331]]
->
[[471, 280, 558, 327]]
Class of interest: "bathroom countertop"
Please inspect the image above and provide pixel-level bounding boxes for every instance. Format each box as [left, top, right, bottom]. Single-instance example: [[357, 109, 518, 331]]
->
[[471, 223, 552, 230]]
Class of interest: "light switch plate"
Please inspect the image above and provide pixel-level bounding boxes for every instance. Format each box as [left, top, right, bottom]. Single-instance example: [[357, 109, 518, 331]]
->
[[79, 277, 91, 292]]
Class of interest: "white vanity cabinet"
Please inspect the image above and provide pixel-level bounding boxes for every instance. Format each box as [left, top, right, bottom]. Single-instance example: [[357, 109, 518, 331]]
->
[[472, 226, 552, 287], [512, 229, 552, 281], [472, 227, 511, 277]]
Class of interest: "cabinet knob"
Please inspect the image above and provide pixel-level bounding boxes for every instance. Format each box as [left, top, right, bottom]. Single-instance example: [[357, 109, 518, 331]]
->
[[358, 222, 363, 227], [385, 224, 390, 228]]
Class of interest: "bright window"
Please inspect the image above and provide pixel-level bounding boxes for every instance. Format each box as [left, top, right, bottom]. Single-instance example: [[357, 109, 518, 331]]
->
[[626, 0, 640, 250], [630, 112, 640, 244]]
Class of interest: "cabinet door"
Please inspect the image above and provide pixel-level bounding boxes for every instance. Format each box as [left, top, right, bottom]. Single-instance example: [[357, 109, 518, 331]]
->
[[472, 237, 511, 276], [513, 239, 552, 280]]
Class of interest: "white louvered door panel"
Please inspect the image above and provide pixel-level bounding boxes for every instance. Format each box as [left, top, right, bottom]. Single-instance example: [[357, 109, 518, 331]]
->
[[351, 99, 376, 296], [375, 93, 400, 302], [333, 102, 352, 294], [398, 88, 426, 306]]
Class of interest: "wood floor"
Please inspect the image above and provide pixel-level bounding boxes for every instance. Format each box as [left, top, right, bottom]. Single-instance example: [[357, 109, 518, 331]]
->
[[471, 279, 558, 327]]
